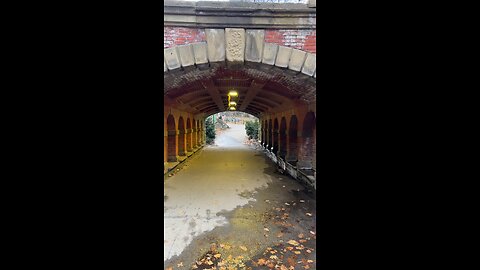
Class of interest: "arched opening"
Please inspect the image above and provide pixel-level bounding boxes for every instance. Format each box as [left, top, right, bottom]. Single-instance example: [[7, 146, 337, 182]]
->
[[279, 117, 287, 159], [273, 118, 279, 154], [287, 115, 298, 164], [268, 119, 273, 151], [298, 112, 316, 169], [167, 114, 177, 162], [186, 118, 192, 152], [178, 117, 186, 156]]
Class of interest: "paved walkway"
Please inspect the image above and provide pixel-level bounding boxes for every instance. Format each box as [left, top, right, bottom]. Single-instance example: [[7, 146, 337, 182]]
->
[[164, 124, 316, 269]]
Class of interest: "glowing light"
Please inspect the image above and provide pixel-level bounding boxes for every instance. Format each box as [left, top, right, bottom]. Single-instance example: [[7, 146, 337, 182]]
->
[[229, 101, 237, 106], [228, 90, 238, 97], [229, 106, 236, 110]]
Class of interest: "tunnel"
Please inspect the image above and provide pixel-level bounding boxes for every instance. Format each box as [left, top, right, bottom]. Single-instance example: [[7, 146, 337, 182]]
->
[[164, 60, 316, 188], [163, 1, 317, 267]]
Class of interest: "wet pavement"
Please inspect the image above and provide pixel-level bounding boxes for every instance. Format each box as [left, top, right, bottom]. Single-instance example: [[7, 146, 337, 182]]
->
[[164, 124, 317, 269]]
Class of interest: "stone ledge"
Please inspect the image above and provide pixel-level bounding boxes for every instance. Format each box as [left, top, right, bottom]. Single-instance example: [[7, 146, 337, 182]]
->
[[164, 1, 316, 29]]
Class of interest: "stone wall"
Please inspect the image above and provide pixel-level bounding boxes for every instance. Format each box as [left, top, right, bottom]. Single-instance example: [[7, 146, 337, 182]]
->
[[164, 27, 206, 48], [164, 27, 316, 53]]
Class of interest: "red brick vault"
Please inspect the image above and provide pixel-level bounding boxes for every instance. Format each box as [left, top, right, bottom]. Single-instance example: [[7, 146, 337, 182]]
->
[[163, 0, 317, 188]]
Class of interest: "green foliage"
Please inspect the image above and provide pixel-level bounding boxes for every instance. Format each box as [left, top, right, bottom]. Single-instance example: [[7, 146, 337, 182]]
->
[[245, 119, 259, 140], [205, 117, 216, 144]]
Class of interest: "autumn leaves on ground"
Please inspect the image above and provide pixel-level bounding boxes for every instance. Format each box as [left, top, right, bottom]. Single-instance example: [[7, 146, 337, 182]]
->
[[164, 124, 316, 269], [165, 182, 317, 270]]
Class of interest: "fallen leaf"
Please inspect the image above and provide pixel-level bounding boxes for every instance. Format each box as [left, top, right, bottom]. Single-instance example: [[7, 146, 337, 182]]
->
[[214, 254, 221, 259], [287, 240, 300, 246], [270, 255, 278, 260], [280, 265, 288, 270], [306, 249, 312, 253], [309, 231, 316, 235], [307, 260, 314, 263], [294, 251, 301, 254], [192, 264, 198, 269], [285, 203, 290, 205], [177, 262, 183, 267], [304, 265, 310, 269], [264, 228, 270, 232], [287, 257, 295, 267], [298, 233, 304, 238], [267, 262, 275, 268], [306, 213, 312, 216], [258, 258, 267, 266], [277, 232, 284, 238], [300, 200, 305, 203], [239, 246, 248, 251], [299, 239, 307, 243], [166, 267, 173, 270]]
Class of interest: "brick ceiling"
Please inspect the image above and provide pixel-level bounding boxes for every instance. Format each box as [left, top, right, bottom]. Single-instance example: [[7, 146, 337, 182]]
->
[[164, 63, 316, 117]]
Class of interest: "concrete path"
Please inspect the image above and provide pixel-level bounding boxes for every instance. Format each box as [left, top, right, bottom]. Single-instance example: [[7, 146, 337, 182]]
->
[[164, 124, 316, 269]]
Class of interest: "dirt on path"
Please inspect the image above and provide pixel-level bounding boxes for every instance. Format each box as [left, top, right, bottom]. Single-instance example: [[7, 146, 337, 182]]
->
[[164, 124, 317, 270]]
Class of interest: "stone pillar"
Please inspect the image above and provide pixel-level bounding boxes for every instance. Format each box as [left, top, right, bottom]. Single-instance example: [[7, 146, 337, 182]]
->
[[286, 130, 298, 163], [186, 129, 192, 152], [167, 130, 178, 162], [296, 131, 315, 170], [279, 130, 287, 159], [192, 128, 197, 148], [178, 129, 186, 156]]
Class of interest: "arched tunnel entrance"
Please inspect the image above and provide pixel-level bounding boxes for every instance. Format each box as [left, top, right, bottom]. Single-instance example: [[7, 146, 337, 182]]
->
[[163, 45, 317, 268], [164, 61, 316, 184], [163, 0, 317, 266]]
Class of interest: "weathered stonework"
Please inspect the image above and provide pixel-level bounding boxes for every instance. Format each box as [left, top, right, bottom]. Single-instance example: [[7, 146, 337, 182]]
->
[[288, 49, 307, 72], [177, 44, 195, 67], [205, 29, 225, 62], [301, 53, 316, 76], [245, 30, 265, 63], [164, 47, 181, 70], [275, 46, 293, 68], [192, 42, 208, 64], [262, 43, 279, 65], [225, 28, 245, 62]]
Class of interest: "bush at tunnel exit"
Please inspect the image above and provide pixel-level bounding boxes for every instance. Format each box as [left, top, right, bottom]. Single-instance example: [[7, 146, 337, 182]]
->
[[206, 117, 216, 144], [245, 120, 259, 140]]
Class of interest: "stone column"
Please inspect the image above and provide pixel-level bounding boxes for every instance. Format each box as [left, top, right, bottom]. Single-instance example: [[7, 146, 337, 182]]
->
[[296, 131, 315, 170], [167, 130, 179, 162], [186, 129, 193, 152], [178, 129, 187, 156], [192, 127, 197, 149]]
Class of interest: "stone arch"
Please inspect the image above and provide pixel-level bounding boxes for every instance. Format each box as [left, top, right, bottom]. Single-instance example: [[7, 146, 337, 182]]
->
[[167, 114, 177, 162], [273, 118, 279, 154], [186, 118, 192, 152], [178, 116, 186, 156], [287, 115, 298, 164], [298, 112, 315, 169], [164, 28, 316, 80], [279, 117, 287, 159]]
